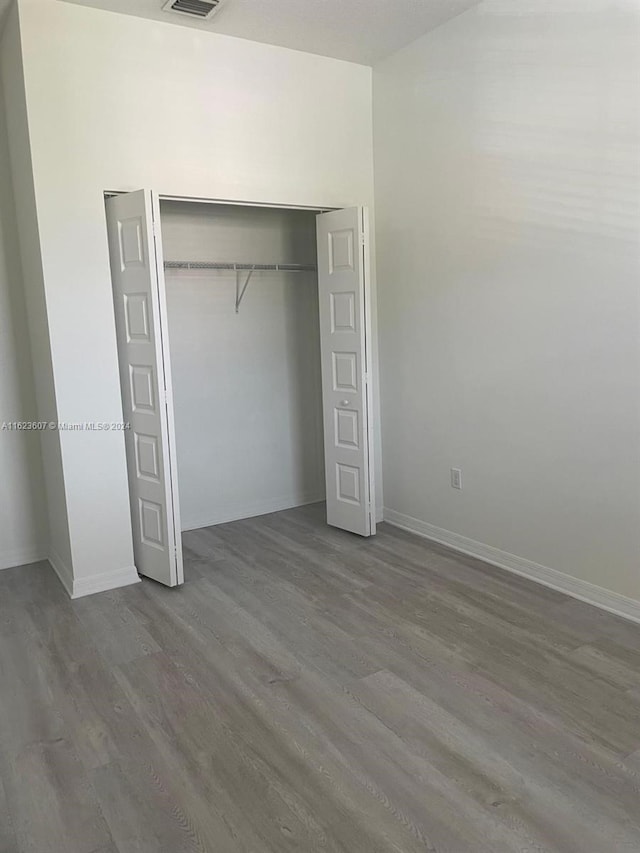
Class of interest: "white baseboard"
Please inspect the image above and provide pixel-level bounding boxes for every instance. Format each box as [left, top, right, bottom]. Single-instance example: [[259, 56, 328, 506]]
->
[[49, 548, 140, 599], [0, 545, 47, 571], [71, 565, 140, 599], [48, 548, 74, 597], [181, 492, 326, 532], [383, 508, 640, 626]]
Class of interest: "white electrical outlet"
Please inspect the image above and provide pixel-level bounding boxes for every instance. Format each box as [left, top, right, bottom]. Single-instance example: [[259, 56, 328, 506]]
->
[[451, 468, 462, 490]]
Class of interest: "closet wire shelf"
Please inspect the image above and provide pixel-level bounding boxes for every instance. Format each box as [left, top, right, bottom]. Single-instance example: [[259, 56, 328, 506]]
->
[[164, 261, 317, 272], [163, 261, 317, 313]]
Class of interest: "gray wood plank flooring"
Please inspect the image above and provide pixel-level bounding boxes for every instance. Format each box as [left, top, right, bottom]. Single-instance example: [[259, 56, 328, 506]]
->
[[1, 502, 639, 852]]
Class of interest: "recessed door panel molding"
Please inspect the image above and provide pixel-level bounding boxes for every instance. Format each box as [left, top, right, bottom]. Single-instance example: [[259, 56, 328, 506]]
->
[[328, 228, 355, 273], [317, 207, 375, 537], [335, 408, 359, 449], [336, 463, 361, 505], [330, 291, 357, 333], [332, 352, 358, 393], [106, 190, 183, 587], [130, 364, 156, 412], [124, 292, 151, 343], [118, 216, 145, 269], [139, 498, 164, 548], [135, 432, 161, 483]]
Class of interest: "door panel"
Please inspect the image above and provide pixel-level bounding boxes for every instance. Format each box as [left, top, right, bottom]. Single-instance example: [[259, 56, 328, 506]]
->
[[316, 207, 375, 537], [106, 190, 183, 586]]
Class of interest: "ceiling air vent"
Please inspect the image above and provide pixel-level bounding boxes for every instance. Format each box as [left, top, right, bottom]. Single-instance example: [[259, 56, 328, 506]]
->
[[162, 0, 221, 20]]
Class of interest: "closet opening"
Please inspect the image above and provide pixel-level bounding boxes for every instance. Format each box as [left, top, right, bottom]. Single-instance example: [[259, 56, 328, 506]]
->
[[160, 199, 326, 535], [105, 190, 376, 588]]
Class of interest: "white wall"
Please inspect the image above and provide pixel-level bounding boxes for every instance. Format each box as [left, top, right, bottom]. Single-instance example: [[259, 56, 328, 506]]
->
[[160, 201, 325, 530], [374, 0, 640, 606], [0, 21, 46, 569], [14, 0, 377, 594]]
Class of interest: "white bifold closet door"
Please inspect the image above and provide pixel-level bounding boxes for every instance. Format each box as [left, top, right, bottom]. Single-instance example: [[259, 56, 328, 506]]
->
[[106, 193, 376, 589], [316, 207, 376, 537], [106, 190, 183, 587]]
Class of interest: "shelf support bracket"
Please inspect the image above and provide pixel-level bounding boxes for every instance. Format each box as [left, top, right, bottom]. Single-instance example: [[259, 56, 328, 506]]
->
[[235, 265, 256, 313]]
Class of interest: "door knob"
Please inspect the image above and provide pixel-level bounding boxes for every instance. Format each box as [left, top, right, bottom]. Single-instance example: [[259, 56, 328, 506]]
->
[[340, 400, 350, 406]]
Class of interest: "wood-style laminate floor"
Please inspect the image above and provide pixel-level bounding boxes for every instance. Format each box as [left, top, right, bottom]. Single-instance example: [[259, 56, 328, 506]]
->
[[1, 503, 640, 852]]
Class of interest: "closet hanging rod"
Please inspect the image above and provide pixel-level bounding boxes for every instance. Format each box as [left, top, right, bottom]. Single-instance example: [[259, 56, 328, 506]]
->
[[164, 261, 317, 272], [163, 261, 317, 313]]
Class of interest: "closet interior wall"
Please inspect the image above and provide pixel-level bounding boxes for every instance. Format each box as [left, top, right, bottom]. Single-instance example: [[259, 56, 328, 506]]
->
[[160, 201, 325, 531]]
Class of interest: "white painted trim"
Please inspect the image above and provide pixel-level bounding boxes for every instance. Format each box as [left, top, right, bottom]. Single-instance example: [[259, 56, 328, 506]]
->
[[48, 548, 74, 597], [362, 205, 377, 536], [106, 191, 333, 213], [70, 565, 140, 599], [49, 549, 140, 599], [159, 194, 333, 213], [181, 492, 326, 532], [0, 545, 47, 571], [383, 508, 640, 626]]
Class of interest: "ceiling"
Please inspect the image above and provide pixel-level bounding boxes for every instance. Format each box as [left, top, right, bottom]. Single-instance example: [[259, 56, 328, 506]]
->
[[60, 0, 481, 65]]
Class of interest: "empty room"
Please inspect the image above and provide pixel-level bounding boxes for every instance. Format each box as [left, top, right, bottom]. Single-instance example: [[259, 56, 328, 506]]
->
[[0, 0, 639, 850]]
